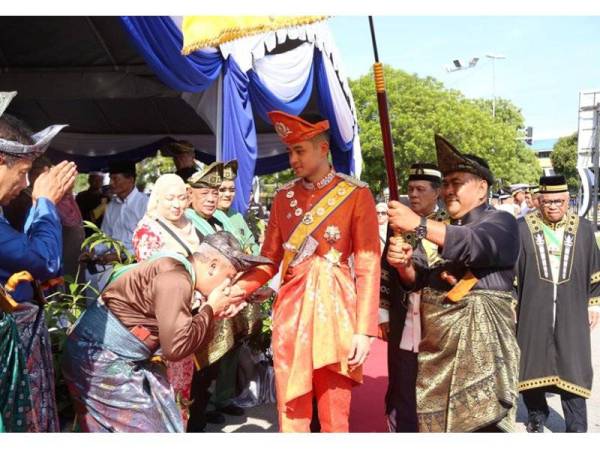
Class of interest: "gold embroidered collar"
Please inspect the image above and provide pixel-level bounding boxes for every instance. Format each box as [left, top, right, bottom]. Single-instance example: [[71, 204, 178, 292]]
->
[[540, 212, 568, 230], [302, 169, 336, 190]]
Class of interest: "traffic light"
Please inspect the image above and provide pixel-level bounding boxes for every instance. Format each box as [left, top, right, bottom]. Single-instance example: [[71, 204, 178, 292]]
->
[[525, 126, 533, 145]]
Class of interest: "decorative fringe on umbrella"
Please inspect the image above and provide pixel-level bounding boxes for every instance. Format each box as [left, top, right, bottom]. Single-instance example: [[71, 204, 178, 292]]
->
[[181, 16, 327, 55]]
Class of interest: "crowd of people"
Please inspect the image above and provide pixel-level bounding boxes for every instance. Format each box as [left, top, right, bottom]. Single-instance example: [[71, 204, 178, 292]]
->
[[1, 89, 599, 434]]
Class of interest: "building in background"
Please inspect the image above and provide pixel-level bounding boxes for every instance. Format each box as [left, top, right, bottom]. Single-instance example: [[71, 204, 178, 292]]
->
[[528, 138, 558, 176]]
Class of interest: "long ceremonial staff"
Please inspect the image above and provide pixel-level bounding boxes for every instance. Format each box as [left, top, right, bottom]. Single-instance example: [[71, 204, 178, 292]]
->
[[368, 16, 399, 202]]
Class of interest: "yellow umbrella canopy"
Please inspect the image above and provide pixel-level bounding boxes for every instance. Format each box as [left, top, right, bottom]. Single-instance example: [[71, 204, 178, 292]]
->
[[181, 16, 327, 55]]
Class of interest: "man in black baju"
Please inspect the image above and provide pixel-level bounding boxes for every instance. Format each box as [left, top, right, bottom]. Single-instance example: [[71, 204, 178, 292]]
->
[[386, 135, 520, 432]]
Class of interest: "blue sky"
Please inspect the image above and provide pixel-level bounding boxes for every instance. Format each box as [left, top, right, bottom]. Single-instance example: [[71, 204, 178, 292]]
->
[[329, 16, 600, 140]]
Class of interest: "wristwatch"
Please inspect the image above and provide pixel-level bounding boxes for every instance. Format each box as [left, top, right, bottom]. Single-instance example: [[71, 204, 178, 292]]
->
[[414, 216, 428, 240]]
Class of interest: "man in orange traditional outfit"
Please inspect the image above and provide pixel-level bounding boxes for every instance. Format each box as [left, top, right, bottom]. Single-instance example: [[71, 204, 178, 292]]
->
[[231, 111, 380, 432]]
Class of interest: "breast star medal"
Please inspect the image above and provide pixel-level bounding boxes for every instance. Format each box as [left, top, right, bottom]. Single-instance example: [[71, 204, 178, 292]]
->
[[323, 226, 342, 265], [324, 225, 341, 244], [324, 247, 342, 265]]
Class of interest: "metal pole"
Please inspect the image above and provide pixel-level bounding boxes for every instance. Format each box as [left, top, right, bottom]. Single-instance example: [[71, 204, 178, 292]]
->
[[491, 58, 496, 118], [215, 72, 223, 162]]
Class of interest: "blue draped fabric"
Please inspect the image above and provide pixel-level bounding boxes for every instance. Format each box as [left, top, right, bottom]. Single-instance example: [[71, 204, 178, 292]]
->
[[222, 57, 257, 213], [119, 17, 222, 93], [248, 64, 314, 122], [47, 138, 215, 173], [314, 50, 354, 175], [253, 153, 290, 176], [116, 17, 357, 212]]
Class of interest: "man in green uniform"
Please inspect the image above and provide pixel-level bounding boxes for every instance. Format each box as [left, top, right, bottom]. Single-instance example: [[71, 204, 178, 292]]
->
[[185, 162, 261, 430]]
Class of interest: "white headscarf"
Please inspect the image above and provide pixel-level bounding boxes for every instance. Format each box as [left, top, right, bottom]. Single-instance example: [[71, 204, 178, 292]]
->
[[137, 173, 200, 259], [146, 173, 187, 219]]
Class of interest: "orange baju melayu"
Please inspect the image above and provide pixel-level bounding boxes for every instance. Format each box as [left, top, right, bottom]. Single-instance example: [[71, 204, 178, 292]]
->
[[237, 113, 380, 432]]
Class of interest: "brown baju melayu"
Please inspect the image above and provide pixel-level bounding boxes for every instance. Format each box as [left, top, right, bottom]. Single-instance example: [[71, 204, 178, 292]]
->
[[102, 257, 213, 360]]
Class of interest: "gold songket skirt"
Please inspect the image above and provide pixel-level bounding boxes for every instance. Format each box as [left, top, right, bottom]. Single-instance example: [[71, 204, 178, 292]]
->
[[417, 288, 520, 432]]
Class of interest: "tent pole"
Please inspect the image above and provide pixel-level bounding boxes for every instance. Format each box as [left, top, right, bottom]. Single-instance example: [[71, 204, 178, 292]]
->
[[216, 71, 223, 162]]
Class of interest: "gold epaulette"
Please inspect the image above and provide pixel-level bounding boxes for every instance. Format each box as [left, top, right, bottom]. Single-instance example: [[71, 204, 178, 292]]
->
[[335, 172, 368, 188], [276, 178, 300, 193]]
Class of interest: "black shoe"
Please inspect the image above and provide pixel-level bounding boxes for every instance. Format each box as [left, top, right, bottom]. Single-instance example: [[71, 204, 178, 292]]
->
[[206, 411, 226, 424], [526, 413, 545, 433], [218, 404, 245, 416], [186, 422, 206, 433]]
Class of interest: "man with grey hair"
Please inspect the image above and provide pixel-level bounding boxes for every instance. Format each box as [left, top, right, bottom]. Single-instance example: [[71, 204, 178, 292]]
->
[[515, 175, 600, 432], [61, 231, 271, 433], [0, 91, 76, 431]]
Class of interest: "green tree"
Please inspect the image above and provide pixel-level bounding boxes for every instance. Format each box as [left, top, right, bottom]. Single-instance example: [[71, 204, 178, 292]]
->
[[136, 152, 176, 191], [550, 132, 579, 192], [350, 66, 541, 197]]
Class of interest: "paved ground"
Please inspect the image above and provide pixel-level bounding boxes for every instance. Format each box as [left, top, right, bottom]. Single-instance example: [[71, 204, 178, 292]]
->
[[207, 328, 600, 433], [513, 327, 600, 432]]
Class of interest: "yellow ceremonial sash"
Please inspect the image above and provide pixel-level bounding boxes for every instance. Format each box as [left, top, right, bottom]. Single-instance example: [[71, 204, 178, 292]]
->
[[446, 271, 479, 302], [280, 181, 356, 277], [434, 216, 480, 302]]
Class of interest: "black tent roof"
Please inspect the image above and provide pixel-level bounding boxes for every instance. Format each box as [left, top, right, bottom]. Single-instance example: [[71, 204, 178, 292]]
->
[[0, 17, 321, 172]]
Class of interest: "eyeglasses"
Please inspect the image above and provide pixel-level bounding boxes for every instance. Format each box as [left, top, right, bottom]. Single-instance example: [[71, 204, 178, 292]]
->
[[541, 199, 566, 207], [377, 211, 388, 216]]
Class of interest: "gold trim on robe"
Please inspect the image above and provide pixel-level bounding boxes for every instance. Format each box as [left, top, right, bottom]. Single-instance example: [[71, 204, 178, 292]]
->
[[589, 296, 600, 306], [518, 376, 592, 398]]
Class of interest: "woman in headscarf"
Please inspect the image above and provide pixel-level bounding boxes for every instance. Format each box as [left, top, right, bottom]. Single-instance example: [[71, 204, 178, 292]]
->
[[133, 173, 200, 261], [132, 173, 201, 425]]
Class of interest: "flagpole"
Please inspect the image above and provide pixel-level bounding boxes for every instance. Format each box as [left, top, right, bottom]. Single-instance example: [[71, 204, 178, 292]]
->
[[368, 16, 399, 202]]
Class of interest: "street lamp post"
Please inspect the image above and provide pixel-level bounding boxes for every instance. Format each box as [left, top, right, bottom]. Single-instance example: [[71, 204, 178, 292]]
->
[[445, 54, 506, 119], [485, 54, 506, 119], [583, 103, 600, 227]]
